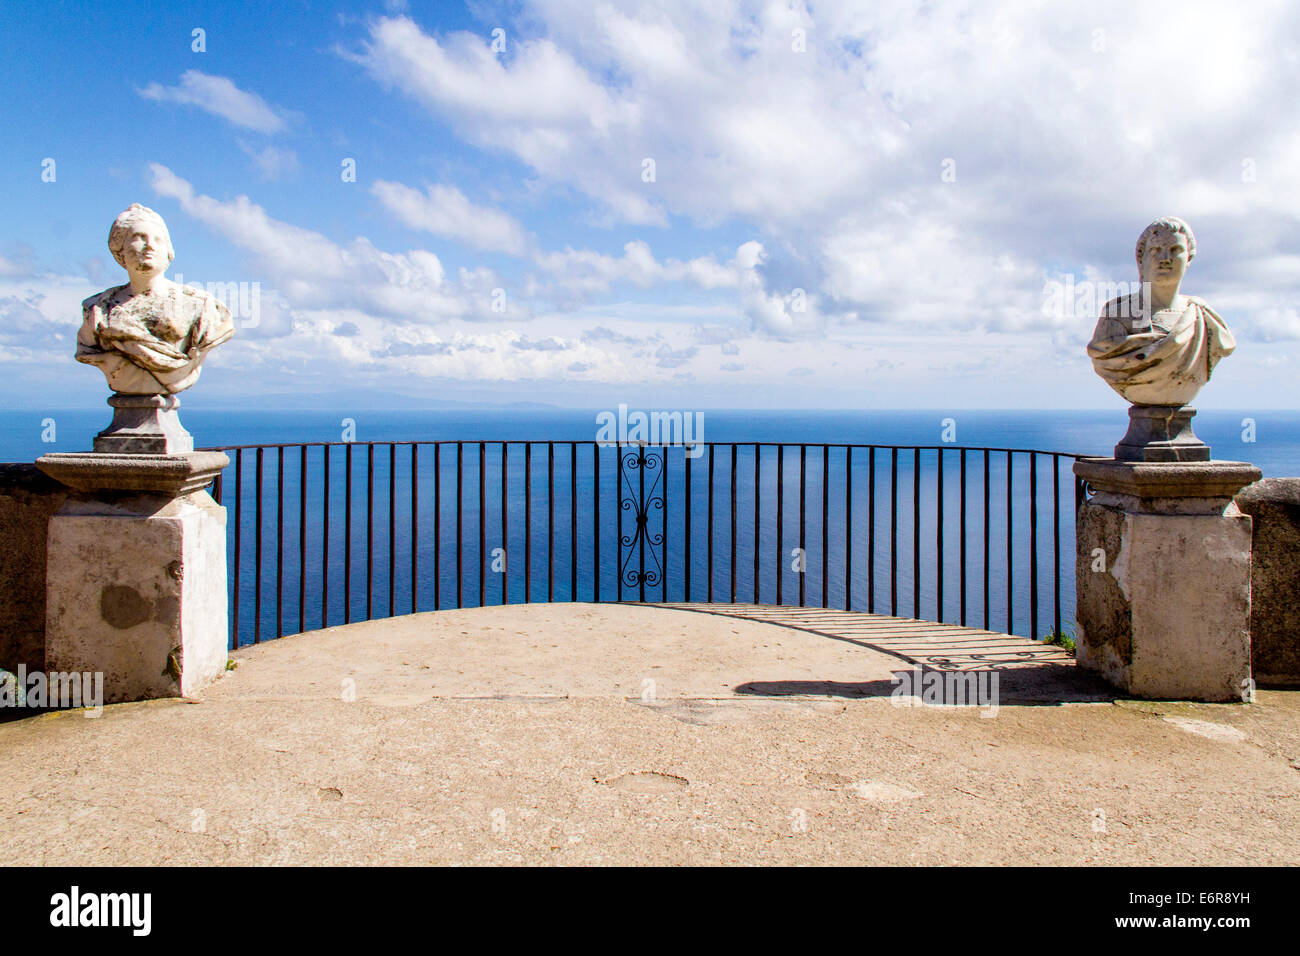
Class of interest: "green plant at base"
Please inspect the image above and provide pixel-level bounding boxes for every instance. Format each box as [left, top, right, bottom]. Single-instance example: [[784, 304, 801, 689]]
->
[[1041, 628, 1077, 656]]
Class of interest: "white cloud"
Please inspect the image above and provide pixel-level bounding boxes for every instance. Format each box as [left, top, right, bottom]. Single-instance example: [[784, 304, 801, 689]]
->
[[239, 142, 301, 181], [138, 71, 288, 133], [147, 163, 513, 326], [372, 180, 530, 255], [533, 240, 739, 294], [348, 3, 1300, 359]]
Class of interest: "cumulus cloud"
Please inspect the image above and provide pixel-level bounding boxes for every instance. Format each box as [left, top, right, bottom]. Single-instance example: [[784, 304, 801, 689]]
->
[[347, 3, 1300, 359], [372, 180, 530, 255], [239, 142, 301, 181], [138, 71, 289, 133], [534, 240, 738, 294], [147, 163, 505, 325]]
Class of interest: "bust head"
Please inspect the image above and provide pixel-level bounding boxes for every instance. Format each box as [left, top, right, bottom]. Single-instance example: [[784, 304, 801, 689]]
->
[[1135, 216, 1195, 287], [107, 203, 174, 280]]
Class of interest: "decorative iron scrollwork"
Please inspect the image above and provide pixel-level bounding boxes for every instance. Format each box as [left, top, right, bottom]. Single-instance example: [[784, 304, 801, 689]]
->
[[619, 444, 665, 600]]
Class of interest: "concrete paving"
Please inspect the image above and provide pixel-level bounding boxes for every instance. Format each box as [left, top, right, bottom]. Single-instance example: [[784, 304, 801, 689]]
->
[[2, 603, 1297, 865]]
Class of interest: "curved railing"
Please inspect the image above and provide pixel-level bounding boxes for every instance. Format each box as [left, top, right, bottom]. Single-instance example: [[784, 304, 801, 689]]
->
[[204, 440, 1088, 649]]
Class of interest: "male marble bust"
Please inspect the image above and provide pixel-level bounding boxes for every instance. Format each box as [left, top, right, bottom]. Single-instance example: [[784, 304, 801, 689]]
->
[[1087, 216, 1234, 407], [77, 203, 235, 394]]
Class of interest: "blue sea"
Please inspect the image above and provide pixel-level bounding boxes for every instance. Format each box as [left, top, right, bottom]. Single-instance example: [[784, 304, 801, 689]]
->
[[4, 407, 1297, 647]]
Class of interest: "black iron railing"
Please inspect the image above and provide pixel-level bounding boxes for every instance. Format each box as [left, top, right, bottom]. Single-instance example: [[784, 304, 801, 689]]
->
[[205, 441, 1087, 649]]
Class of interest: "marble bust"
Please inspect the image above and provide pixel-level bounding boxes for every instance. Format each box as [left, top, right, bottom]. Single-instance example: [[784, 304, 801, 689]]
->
[[77, 203, 235, 394], [1086, 216, 1234, 406]]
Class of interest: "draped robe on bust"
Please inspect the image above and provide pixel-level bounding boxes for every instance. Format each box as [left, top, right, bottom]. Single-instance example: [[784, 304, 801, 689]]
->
[[1087, 295, 1234, 406], [76, 282, 235, 394]]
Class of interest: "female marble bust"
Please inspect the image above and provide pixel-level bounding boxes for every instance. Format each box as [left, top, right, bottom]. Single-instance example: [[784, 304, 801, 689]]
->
[[1086, 216, 1234, 406], [76, 203, 235, 394]]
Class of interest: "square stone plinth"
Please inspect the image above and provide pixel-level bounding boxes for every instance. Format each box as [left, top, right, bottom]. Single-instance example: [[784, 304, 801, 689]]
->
[[1074, 458, 1260, 702], [1235, 478, 1300, 685], [46, 490, 228, 703]]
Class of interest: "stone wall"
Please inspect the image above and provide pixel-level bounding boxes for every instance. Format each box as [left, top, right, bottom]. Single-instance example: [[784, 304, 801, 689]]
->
[[1235, 478, 1300, 685], [0, 464, 68, 673]]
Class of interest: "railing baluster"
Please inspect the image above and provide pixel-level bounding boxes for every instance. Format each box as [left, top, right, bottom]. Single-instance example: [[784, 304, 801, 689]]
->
[[707, 445, 715, 603], [799, 444, 806, 608], [345, 443, 352, 624], [323, 445, 329, 628], [821, 446, 829, 609], [276, 445, 284, 639], [662, 446, 669, 603], [390, 443, 396, 617], [548, 442, 554, 603], [617, 444, 623, 603], [300, 444, 307, 635], [433, 444, 440, 611], [524, 443, 531, 604], [465, 442, 470, 608], [366, 442, 374, 621], [959, 448, 967, 627], [777, 445, 784, 606], [753, 445, 760, 604], [1053, 453, 1062, 641], [480, 442, 486, 607], [501, 443, 509, 605], [845, 447, 852, 612], [411, 444, 418, 615], [639, 447, 647, 602], [255, 446, 263, 644], [571, 443, 577, 602], [730, 444, 737, 604], [890, 447, 897, 617], [913, 447, 920, 621], [233, 448, 242, 650], [983, 449, 990, 631], [936, 447, 944, 623], [1006, 449, 1014, 635], [1030, 451, 1039, 640], [685, 450, 692, 602], [868, 446, 875, 614]]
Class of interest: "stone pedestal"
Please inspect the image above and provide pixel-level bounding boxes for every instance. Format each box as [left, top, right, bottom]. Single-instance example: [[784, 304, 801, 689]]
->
[[1074, 458, 1261, 701], [93, 393, 194, 455], [1114, 405, 1209, 462], [36, 452, 228, 703]]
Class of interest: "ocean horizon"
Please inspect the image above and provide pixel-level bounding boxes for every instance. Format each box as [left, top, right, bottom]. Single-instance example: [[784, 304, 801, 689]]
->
[[5, 406, 1300, 473]]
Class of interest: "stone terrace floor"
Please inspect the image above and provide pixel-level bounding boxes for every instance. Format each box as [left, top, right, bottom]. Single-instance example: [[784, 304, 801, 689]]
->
[[2, 603, 1297, 865]]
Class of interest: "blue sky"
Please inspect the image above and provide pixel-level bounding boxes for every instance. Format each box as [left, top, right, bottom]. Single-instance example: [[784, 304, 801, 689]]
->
[[2, 0, 1298, 411]]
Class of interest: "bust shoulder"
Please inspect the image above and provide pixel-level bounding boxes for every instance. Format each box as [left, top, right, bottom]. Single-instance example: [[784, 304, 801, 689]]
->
[[175, 283, 232, 319], [82, 284, 129, 314], [1100, 293, 1143, 322], [174, 282, 209, 304]]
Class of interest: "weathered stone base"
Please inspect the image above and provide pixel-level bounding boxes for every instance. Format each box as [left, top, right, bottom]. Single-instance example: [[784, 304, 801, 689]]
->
[[36, 450, 227, 496], [94, 393, 194, 454], [1114, 405, 1209, 462], [1074, 458, 1260, 702], [45, 490, 228, 703], [1235, 478, 1300, 685]]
